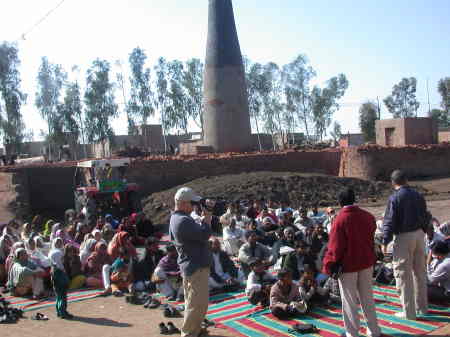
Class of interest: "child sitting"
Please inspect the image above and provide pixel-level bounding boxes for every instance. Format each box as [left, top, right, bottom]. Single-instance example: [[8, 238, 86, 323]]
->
[[153, 245, 184, 301], [298, 265, 327, 306], [245, 258, 276, 307], [110, 248, 133, 296], [270, 269, 308, 320]]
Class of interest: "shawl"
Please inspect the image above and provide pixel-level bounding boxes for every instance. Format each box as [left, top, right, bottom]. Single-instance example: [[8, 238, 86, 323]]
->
[[0, 233, 11, 260], [107, 232, 136, 259], [87, 242, 110, 275], [42, 220, 55, 238], [7, 248, 37, 288], [79, 238, 97, 266], [50, 223, 62, 243]]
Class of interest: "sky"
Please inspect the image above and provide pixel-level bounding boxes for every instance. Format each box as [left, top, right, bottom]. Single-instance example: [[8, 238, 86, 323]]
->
[[1, 0, 449, 140]]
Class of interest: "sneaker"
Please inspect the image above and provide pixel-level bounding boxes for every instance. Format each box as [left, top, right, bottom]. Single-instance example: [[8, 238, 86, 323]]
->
[[394, 311, 416, 320]]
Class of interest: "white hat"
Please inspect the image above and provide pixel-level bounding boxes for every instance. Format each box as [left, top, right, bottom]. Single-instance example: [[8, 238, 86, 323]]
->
[[174, 187, 202, 202]]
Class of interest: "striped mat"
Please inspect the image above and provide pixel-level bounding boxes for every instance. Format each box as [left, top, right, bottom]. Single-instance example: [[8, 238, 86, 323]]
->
[[206, 285, 450, 337], [5, 288, 104, 312]]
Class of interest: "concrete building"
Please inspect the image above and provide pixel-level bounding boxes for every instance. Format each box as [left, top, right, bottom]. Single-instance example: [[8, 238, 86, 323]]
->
[[202, 0, 252, 153], [339, 133, 365, 147], [376, 117, 438, 146], [438, 127, 450, 143]]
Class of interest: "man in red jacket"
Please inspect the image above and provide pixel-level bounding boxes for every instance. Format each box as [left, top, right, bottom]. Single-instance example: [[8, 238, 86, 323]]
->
[[323, 188, 381, 337]]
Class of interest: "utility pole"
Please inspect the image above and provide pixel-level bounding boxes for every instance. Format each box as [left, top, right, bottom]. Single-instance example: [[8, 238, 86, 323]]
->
[[427, 78, 431, 116], [376, 96, 381, 119]]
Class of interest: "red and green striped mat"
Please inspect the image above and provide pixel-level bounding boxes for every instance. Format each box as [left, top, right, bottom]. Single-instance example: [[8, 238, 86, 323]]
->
[[206, 285, 450, 337]]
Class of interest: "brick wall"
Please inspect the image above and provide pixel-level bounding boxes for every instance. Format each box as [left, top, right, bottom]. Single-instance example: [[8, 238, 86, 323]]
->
[[340, 144, 450, 180]]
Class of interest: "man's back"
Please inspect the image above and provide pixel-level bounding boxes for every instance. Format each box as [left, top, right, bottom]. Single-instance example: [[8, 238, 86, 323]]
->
[[324, 206, 376, 274], [169, 211, 211, 277]]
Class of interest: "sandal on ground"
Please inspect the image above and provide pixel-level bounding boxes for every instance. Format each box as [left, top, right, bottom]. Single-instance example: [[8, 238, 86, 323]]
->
[[159, 322, 170, 335], [167, 321, 181, 334], [148, 298, 161, 309], [31, 313, 49, 321]]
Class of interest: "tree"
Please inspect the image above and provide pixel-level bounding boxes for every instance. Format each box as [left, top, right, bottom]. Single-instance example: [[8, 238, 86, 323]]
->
[[283, 55, 316, 139], [182, 58, 204, 130], [329, 121, 342, 143], [245, 58, 271, 151], [128, 48, 154, 135], [429, 108, 449, 128], [0, 42, 26, 155], [167, 60, 188, 134], [438, 77, 450, 115], [154, 57, 170, 153], [359, 102, 378, 142], [384, 77, 420, 118], [311, 74, 349, 141], [84, 59, 118, 156], [36, 57, 66, 160]]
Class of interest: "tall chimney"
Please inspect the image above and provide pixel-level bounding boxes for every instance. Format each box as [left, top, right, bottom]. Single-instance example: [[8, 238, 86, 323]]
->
[[202, 0, 252, 152]]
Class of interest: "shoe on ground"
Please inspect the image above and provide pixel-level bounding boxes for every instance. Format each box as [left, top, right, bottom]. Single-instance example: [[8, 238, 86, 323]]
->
[[394, 311, 416, 320], [167, 295, 177, 301], [159, 322, 169, 335], [148, 298, 161, 309], [167, 321, 181, 334], [176, 294, 184, 302]]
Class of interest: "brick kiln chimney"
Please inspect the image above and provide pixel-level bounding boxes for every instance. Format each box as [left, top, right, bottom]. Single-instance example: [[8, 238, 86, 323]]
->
[[202, 0, 252, 153]]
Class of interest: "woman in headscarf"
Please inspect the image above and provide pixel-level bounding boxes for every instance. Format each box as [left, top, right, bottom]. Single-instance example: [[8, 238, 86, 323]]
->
[[110, 248, 133, 296], [21, 222, 33, 242], [63, 244, 86, 290], [56, 227, 80, 249], [107, 232, 137, 260], [74, 222, 90, 245], [31, 215, 43, 233], [42, 220, 55, 239], [0, 233, 12, 285], [5, 242, 25, 279], [50, 223, 62, 243], [79, 238, 97, 269], [101, 225, 115, 243], [25, 237, 51, 269], [105, 214, 119, 230], [86, 242, 111, 288], [49, 238, 73, 319], [7, 248, 46, 299]]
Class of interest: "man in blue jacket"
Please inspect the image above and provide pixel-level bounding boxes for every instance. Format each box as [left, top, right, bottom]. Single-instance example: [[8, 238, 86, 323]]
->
[[382, 170, 428, 320], [170, 187, 212, 337]]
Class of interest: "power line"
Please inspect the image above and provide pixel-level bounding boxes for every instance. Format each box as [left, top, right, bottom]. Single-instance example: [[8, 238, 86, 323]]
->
[[17, 0, 68, 41]]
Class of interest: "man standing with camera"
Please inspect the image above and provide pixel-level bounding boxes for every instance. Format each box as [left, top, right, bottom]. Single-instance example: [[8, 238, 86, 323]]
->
[[382, 170, 428, 320], [170, 187, 212, 337], [323, 188, 381, 337]]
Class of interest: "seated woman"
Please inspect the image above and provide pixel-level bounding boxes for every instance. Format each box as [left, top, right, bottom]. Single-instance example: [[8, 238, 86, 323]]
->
[[21, 222, 33, 242], [108, 232, 137, 261], [26, 237, 51, 269], [5, 242, 26, 279], [153, 245, 184, 301], [50, 223, 63, 243], [74, 223, 90, 246], [7, 248, 46, 299], [270, 269, 307, 320], [0, 233, 12, 285], [42, 220, 55, 240], [245, 258, 276, 307], [110, 249, 133, 296], [133, 237, 164, 292], [79, 238, 97, 269], [64, 244, 86, 289], [223, 219, 245, 256], [427, 241, 450, 302], [86, 242, 112, 289]]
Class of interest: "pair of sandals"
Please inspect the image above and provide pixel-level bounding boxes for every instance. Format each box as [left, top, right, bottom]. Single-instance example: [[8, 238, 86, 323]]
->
[[159, 322, 180, 335], [163, 304, 182, 318], [31, 312, 49, 321], [287, 323, 319, 335], [144, 297, 161, 309]]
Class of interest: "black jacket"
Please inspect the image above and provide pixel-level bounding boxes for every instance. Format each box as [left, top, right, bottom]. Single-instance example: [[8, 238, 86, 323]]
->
[[210, 250, 238, 284], [282, 251, 316, 280], [383, 186, 428, 245]]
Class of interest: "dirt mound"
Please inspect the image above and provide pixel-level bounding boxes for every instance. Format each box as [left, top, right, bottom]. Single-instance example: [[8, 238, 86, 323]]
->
[[142, 172, 392, 225]]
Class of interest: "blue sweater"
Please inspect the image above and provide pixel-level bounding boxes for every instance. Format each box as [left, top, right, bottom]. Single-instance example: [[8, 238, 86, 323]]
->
[[169, 211, 212, 277]]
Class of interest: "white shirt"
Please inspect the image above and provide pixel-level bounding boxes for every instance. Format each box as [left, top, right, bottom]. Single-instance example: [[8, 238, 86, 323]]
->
[[428, 256, 450, 294], [223, 226, 244, 241], [245, 270, 276, 294]]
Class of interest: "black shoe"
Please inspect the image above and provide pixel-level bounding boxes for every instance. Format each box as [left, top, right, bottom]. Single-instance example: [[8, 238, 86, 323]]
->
[[167, 295, 177, 302], [143, 297, 153, 308], [163, 307, 172, 318], [148, 298, 161, 309], [202, 318, 215, 327], [167, 321, 181, 334], [159, 322, 170, 335]]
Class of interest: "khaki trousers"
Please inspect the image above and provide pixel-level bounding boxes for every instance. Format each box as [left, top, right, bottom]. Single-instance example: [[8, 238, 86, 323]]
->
[[338, 267, 381, 337], [392, 229, 428, 318], [182, 267, 210, 337]]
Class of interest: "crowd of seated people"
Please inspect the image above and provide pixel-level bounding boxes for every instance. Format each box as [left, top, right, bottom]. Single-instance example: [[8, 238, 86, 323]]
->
[[0, 197, 449, 322]]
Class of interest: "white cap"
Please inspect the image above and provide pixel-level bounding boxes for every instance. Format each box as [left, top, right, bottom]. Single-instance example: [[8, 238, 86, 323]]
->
[[174, 187, 202, 203]]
